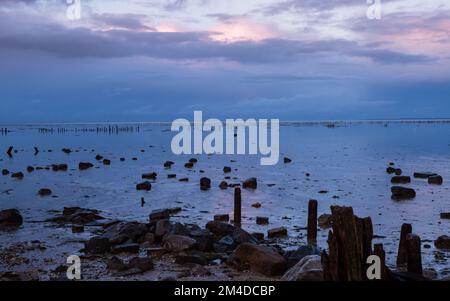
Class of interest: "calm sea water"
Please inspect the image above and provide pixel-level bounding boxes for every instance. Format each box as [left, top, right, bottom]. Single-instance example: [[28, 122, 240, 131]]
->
[[1, 121, 450, 277]]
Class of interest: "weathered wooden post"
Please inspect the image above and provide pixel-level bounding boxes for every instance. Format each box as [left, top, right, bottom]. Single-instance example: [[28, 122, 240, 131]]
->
[[397, 223, 412, 266], [307, 199, 318, 245], [406, 233, 423, 275], [373, 243, 388, 280], [234, 187, 242, 227]]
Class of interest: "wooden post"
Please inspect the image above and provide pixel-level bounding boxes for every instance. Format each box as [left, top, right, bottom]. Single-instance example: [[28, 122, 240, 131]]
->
[[234, 187, 242, 227], [373, 243, 388, 280], [307, 199, 318, 245], [6, 146, 13, 157], [406, 233, 422, 275], [397, 223, 412, 266]]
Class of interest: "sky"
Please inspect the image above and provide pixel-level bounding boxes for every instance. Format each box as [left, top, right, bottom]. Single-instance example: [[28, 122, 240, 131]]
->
[[0, 0, 449, 122]]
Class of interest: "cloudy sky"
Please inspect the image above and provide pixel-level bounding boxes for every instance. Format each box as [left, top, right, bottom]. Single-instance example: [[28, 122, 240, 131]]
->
[[0, 0, 449, 122]]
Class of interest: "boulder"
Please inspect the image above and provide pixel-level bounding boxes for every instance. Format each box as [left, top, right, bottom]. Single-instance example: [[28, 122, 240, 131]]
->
[[223, 166, 232, 173], [428, 175, 443, 185], [79, 162, 94, 170], [167, 174, 176, 179], [200, 177, 211, 191], [111, 243, 140, 254], [142, 172, 157, 180], [11, 172, 24, 179], [164, 161, 174, 168], [95, 155, 103, 161], [435, 235, 450, 249], [106, 256, 127, 271], [47, 207, 103, 225], [440, 212, 450, 219], [206, 220, 235, 237], [229, 243, 287, 276], [84, 237, 111, 254], [149, 208, 181, 222], [318, 214, 332, 229], [27, 166, 35, 172], [281, 255, 323, 281], [184, 162, 194, 168], [38, 188, 52, 197], [163, 235, 197, 252], [102, 221, 149, 244], [155, 219, 173, 238], [0, 209, 23, 229], [219, 181, 228, 190], [284, 245, 321, 269], [391, 186, 416, 200], [243, 178, 257, 189], [62, 148, 72, 154], [283, 157, 292, 163], [52, 164, 68, 172], [189, 227, 214, 252], [268, 227, 288, 239], [102, 159, 111, 165], [256, 216, 269, 225], [128, 257, 154, 272], [391, 176, 411, 184], [136, 181, 152, 191], [214, 214, 229, 222], [2, 169, 9, 176]]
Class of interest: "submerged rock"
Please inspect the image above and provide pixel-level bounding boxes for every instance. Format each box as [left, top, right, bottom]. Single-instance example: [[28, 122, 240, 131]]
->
[[200, 177, 211, 191], [37, 188, 52, 197], [440, 212, 450, 219], [281, 255, 323, 281], [243, 178, 257, 189], [435, 235, 450, 249], [283, 157, 292, 163], [164, 161, 174, 168], [413, 172, 437, 179], [102, 159, 111, 165], [391, 186, 416, 200], [256, 216, 269, 225], [136, 181, 152, 191], [52, 164, 68, 172], [214, 214, 229, 222], [0, 209, 23, 229], [223, 166, 232, 173], [268, 227, 288, 239], [184, 162, 194, 168], [142, 172, 157, 180], [428, 175, 443, 185], [219, 181, 228, 190], [47, 207, 103, 225], [11, 172, 24, 179], [229, 243, 287, 276], [391, 176, 411, 184], [27, 166, 34, 173], [2, 169, 9, 176], [78, 162, 94, 170]]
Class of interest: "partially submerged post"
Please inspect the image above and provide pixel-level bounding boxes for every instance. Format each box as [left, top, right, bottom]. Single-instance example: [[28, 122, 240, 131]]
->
[[406, 233, 423, 275], [307, 199, 318, 245], [396, 223, 412, 266], [234, 187, 242, 227], [373, 243, 389, 280]]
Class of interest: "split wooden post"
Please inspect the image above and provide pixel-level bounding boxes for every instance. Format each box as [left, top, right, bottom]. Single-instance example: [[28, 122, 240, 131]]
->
[[406, 233, 423, 275], [397, 223, 412, 266], [234, 187, 242, 227], [307, 199, 318, 245]]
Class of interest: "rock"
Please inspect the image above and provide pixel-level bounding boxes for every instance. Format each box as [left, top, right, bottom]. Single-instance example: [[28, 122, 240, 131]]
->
[[284, 245, 321, 269], [428, 175, 443, 185], [163, 235, 197, 252], [155, 219, 173, 237], [179, 178, 189, 182], [283, 157, 292, 163], [136, 181, 152, 191], [102, 159, 111, 165], [281, 255, 323, 281], [62, 148, 72, 154], [37, 188, 52, 197], [11, 172, 24, 179], [231, 228, 258, 245], [223, 166, 232, 173], [52, 164, 68, 171], [414, 172, 437, 179], [128, 257, 154, 272], [72, 225, 84, 233], [102, 221, 149, 244], [391, 176, 411, 184], [252, 232, 264, 241], [206, 221, 235, 237], [214, 214, 229, 222], [27, 166, 34, 172], [111, 243, 140, 254], [120, 158, 125, 161], [252, 202, 262, 208], [435, 235, 450, 249], [391, 186, 416, 200], [84, 237, 111, 254], [189, 227, 214, 252], [167, 174, 176, 179], [214, 235, 235, 253], [219, 181, 228, 190], [184, 162, 194, 168], [79, 162, 94, 170], [386, 167, 396, 174], [243, 178, 257, 189], [318, 214, 332, 229], [268, 227, 288, 239], [200, 177, 211, 191], [0, 209, 23, 229], [256, 216, 269, 225], [141, 233, 155, 245], [48, 207, 103, 225], [394, 168, 402, 175], [164, 161, 174, 168], [189, 158, 198, 163], [95, 155, 103, 161], [149, 208, 181, 222], [106, 256, 127, 271], [440, 212, 450, 219], [175, 253, 208, 266], [229, 243, 287, 276], [2, 169, 9, 176], [142, 172, 157, 180]]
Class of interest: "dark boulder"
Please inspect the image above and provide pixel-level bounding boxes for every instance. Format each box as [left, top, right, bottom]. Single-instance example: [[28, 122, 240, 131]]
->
[[163, 234, 197, 252], [136, 181, 152, 191], [200, 177, 211, 191], [223, 166, 232, 173], [11, 172, 24, 179], [79, 162, 94, 170], [435, 235, 450, 249], [206, 220, 235, 237], [84, 237, 111, 254], [256, 216, 269, 225], [2, 169, 9, 176], [219, 181, 228, 190], [142, 172, 157, 180], [284, 157, 292, 163], [111, 243, 140, 254], [268, 227, 288, 239], [391, 186, 416, 200], [164, 161, 174, 168], [414, 172, 437, 179], [0, 209, 23, 229], [428, 175, 443, 185], [214, 214, 229, 222], [243, 177, 257, 189], [37, 188, 52, 197], [391, 176, 411, 184], [102, 159, 111, 165], [284, 245, 321, 269], [52, 164, 68, 172]]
